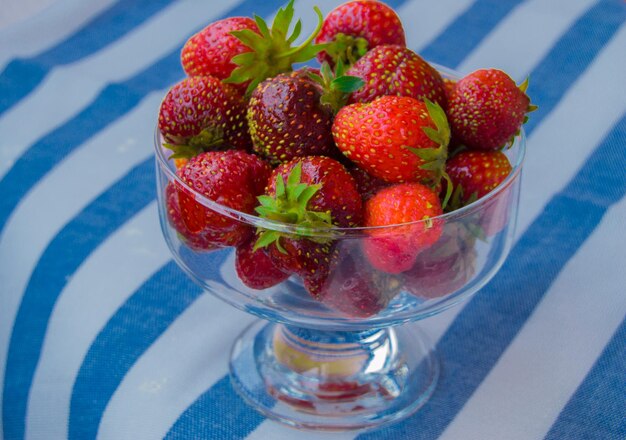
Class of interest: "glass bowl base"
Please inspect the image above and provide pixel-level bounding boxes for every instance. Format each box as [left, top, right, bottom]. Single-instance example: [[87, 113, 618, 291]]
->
[[229, 320, 439, 432]]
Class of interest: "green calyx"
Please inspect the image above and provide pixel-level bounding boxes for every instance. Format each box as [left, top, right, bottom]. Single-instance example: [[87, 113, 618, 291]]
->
[[225, 0, 327, 96], [254, 162, 334, 252], [163, 127, 224, 159], [403, 99, 452, 203], [324, 32, 369, 67], [310, 60, 365, 114]]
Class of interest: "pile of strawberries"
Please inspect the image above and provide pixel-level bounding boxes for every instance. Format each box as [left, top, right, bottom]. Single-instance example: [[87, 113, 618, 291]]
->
[[159, 0, 535, 318]]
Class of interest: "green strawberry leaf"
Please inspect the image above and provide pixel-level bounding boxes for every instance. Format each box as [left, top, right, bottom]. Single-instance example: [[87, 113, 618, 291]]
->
[[331, 76, 365, 93]]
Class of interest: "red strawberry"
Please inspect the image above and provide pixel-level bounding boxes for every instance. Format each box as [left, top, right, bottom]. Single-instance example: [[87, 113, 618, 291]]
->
[[347, 45, 447, 107], [403, 223, 477, 299], [348, 166, 390, 201], [363, 183, 444, 273], [332, 96, 451, 186], [165, 182, 219, 251], [446, 150, 512, 204], [225, 0, 328, 95], [253, 157, 362, 296], [246, 70, 336, 164], [447, 69, 536, 151], [235, 237, 290, 289], [170, 150, 271, 247], [315, 0, 406, 67], [158, 76, 251, 157], [181, 17, 260, 93], [316, 252, 401, 317]]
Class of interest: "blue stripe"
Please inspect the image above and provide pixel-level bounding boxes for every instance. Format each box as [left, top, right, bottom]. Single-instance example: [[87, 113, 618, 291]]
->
[[68, 260, 213, 440], [165, 376, 265, 440], [545, 317, 626, 439], [421, 0, 522, 68], [1, 159, 156, 439], [358, 111, 626, 439], [0, 0, 175, 116]]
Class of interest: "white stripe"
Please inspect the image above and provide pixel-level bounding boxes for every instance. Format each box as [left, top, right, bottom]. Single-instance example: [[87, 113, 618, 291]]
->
[[439, 199, 626, 440], [0, 91, 162, 431], [0, 0, 237, 180], [97, 291, 255, 440], [247, 0, 603, 437], [25, 203, 171, 440], [0, 0, 116, 70]]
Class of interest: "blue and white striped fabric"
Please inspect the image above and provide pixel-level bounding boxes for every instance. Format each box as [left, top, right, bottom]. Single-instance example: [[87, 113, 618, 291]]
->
[[1, 0, 625, 438]]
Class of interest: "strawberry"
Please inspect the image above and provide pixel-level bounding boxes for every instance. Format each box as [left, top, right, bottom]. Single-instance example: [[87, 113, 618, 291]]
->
[[316, 252, 401, 317], [446, 150, 513, 205], [158, 76, 251, 158], [315, 0, 406, 67], [363, 183, 443, 273], [181, 17, 260, 94], [165, 182, 218, 251], [332, 96, 451, 188], [447, 69, 536, 151], [348, 166, 390, 201], [403, 223, 477, 299], [346, 45, 447, 107], [235, 237, 290, 289], [246, 69, 336, 164], [225, 0, 327, 95], [253, 158, 362, 295], [170, 150, 271, 247]]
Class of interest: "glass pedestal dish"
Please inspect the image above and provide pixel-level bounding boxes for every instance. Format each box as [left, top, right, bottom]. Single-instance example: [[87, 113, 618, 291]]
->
[[153, 67, 525, 431]]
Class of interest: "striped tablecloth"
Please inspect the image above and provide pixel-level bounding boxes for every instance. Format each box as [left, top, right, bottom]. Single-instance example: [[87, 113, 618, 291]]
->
[[1, 0, 625, 439]]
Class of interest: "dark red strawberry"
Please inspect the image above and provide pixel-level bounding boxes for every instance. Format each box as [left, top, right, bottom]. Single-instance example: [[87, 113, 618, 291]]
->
[[347, 45, 447, 107], [333, 96, 450, 187], [315, 252, 401, 317], [315, 0, 406, 67], [403, 223, 477, 299], [181, 17, 260, 94], [254, 157, 362, 295], [447, 69, 536, 151], [446, 150, 513, 205], [235, 237, 289, 289], [363, 183, 444, 273], [158, 76, 251, 157], [246, 70, 336, 164], [225, 0, 328, 95], [348, 166, 390, 201], [170, 150, 271, 247]]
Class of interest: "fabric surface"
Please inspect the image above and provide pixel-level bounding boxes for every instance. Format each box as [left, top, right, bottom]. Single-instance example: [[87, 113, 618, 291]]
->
[[1, 0, 625, 439]]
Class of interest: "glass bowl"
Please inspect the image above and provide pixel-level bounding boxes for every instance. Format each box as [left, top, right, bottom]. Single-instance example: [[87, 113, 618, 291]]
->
[[153, 66, 525, 431]]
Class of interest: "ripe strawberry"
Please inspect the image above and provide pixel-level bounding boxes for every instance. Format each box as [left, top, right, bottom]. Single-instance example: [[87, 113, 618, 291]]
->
[[403, 223, 477, 299], [165, 182, 218, 251], [332, 96, 451, 186], [158, 76, 251, 157], [446, 150, 513, 205], [235, 237, 289, 289], [447, 69, 536, 151], [316, 252, 401, 317], [348, 166, 390, 201], [170, 150, 271, 247], [225, 0, 328, 95], [254, 158, 362, 294], [347, 45, 447, 107], [181, 17, 260, 93], [363, 183, 443, 273], [247, 70, 336, 164], [315, 0, 406, 67]]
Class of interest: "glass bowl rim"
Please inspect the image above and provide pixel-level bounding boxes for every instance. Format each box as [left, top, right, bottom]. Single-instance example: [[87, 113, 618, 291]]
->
[[154, 65, 526, 238]]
